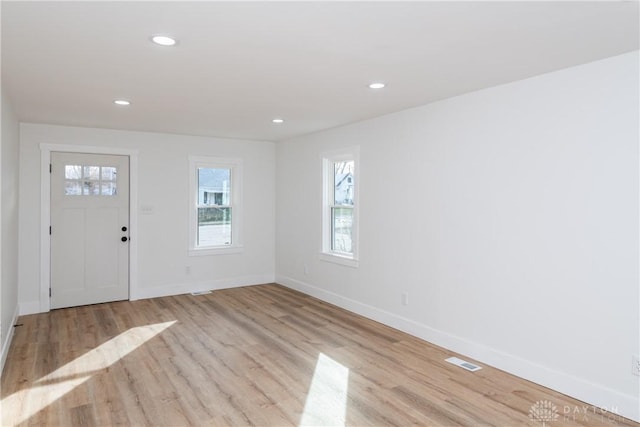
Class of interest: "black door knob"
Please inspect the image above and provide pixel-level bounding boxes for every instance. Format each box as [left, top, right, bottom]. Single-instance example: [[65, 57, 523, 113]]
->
[[121, 226, 128, 232], [121, 236, 128, 242]]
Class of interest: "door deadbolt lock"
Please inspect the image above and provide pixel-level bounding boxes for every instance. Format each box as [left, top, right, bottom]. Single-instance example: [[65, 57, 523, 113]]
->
[[121, 226, 127, 232], [121, 236, 128, 242]]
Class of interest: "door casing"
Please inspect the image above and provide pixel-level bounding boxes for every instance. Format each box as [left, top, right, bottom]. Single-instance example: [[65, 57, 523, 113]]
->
[[40, 143, 139, 313]]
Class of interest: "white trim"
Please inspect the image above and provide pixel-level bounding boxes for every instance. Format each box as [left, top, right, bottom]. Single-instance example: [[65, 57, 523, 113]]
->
[[276, 275, 640, 423], [319, 252, 359, 268], [39, 147, 50, 312], [133, 275, 274, 300], [188, 245, 244, 257], [129, 154, 139, 300], [321, 147, 358, 163], [1, 305, 19, 376], [39, 144, 139, 311], [188, 155, 244, 255]]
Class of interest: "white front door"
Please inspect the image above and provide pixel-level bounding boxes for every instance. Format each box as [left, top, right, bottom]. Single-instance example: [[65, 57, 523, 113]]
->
[[50, 152, 130, 309]]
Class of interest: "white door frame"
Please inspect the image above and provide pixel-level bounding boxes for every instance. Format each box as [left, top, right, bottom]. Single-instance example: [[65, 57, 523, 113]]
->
[[40, 143, 139, 313]]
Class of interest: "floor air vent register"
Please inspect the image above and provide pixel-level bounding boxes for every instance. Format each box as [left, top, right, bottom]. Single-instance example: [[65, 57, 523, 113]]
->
[[445, 357, 482, 372]]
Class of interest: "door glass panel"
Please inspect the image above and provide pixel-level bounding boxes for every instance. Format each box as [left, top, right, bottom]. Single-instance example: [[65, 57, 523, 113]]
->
[[64, 165, 117, 196], [84, 166, 100, 180], [83, 180, 100, 195], [102, 167, 117, 181], [65, 165, 82, 180], [65, 181, 83, 195], [101, 182, 117, 196]]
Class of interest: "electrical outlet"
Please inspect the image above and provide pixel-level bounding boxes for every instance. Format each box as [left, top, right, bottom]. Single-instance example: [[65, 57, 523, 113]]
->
[[633, 354, 640, 376], [185, 265, 191, 275], [303, 263, 308, 276], [401, 292, 409, 306]]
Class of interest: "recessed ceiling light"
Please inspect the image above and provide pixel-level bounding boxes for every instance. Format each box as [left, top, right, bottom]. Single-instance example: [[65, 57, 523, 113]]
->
[[151, 35, 177, 46], [369, 82, 385, 89], [113, 99, 131, 106], [272, 118, 284, 124]]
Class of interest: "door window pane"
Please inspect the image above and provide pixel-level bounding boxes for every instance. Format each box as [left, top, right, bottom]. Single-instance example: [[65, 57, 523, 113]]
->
[[102, 167, 117, 181], [65, 165, 82, 179], [65, 181, 83, 195], [83, 180, 100, 195], [64, 165, 118, 196], [198, 207, 232, 246], [101, 182, 117, 196], [84, 166, 100, 180]]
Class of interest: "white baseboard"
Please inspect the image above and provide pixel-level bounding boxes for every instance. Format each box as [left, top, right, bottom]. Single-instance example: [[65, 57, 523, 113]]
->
[[131, 274, 275, 301], [276, 274, 640, 423], [20, 274, 276, 311], [19, 300, 40, 316], [1, 304, 20, 377]]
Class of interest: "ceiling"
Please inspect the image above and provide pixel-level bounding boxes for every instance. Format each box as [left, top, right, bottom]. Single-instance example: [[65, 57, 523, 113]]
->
[[2, 1, 638, 142]]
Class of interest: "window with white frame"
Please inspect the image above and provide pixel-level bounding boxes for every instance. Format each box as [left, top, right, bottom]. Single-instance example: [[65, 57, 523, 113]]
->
[[189, 156, 243, 256], [321, 147, 359, 267]]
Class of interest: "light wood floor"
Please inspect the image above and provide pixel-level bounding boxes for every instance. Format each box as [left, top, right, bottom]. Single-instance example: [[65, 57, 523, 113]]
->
[[1, 284, 637, 426]]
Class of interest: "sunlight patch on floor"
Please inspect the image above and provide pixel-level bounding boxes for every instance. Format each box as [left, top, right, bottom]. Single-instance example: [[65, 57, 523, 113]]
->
[[2, 321, 175, 425], [300, 352, 349, 427]]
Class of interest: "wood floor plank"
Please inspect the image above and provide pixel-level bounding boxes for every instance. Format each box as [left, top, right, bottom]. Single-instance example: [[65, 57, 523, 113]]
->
[[1, 283, 638, 426]]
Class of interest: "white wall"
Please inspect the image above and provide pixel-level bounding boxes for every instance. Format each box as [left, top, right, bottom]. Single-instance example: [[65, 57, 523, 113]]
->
[[276, 51, 640, 421], [18, 124, 275, 311], [1, 89, 21, 373]]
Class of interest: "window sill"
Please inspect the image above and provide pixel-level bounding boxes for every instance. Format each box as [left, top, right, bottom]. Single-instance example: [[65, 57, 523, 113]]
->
[[189, 245, 244, 257], [319, 252, 359, 268]]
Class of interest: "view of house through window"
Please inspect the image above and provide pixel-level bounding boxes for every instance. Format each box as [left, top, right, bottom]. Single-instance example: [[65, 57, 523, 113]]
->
[[197, 167, 232, 246], [332, 160, 354, 254], [322, 147, 358, 266], [189, 156, 243, 255]]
